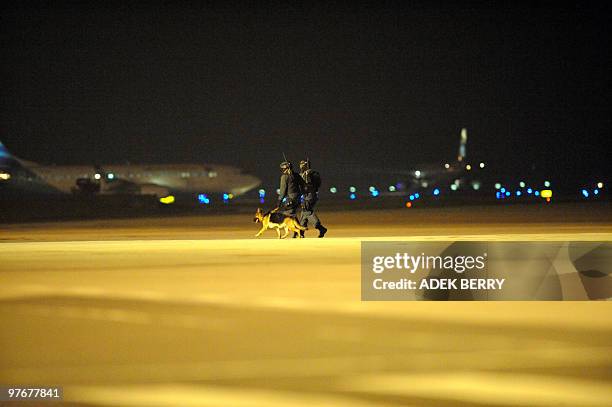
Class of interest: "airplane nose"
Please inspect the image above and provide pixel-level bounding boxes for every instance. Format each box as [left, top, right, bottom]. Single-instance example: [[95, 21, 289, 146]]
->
[[231, 174, 261, 196], [246, 175, 262, 190]]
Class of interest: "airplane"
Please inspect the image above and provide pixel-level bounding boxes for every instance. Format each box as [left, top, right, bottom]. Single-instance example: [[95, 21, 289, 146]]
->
[[335, 128, 484, 196], [0, 140, 261, 200], [387, 128, 487, 193], [398, 128, 477, 191]]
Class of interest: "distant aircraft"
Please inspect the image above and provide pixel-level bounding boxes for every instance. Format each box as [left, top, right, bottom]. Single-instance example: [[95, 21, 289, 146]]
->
[[359, 128, 480, 194], [394, 129, 485, 190], [400, 128, 474, 191], [0, 141, 260, 199]]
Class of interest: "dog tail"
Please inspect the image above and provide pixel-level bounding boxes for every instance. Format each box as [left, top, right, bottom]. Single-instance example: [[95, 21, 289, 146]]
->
[[264, 207, 280, 216]]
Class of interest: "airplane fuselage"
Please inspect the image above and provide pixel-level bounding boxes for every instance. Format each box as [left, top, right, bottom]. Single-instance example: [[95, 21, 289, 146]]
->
[[18, 162, 260, 197]]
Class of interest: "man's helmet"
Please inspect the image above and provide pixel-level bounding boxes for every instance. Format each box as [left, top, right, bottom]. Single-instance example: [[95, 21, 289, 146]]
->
[[280, 161, 292, 171], [299, 158, 310, 171]]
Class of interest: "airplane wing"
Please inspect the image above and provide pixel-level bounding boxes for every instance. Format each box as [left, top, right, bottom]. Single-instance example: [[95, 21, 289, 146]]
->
[[101, 178, 170, 197], [90, 165, 170, 197]]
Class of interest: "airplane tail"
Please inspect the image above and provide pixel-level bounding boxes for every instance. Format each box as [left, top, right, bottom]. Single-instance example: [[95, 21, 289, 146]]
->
[[0, 140, 17, 168], [457, 128, 467, 162]]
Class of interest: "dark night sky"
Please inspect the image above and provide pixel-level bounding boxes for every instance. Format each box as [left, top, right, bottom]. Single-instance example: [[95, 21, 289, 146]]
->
[[1, 1, 610, 188]]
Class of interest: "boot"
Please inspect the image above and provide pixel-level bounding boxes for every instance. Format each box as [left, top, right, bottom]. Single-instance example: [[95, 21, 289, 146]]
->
[[316, 224, 327, 238]]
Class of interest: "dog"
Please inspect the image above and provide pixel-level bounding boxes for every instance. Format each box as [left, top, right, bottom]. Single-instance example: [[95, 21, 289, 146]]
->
[[253, 207, 306, 239]]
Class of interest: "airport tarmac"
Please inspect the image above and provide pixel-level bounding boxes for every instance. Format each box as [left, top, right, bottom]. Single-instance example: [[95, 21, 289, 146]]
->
[[1, 204, 611, 406]]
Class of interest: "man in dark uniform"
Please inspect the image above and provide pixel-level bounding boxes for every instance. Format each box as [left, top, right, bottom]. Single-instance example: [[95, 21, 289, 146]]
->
[[277, 161, 304, 217], [298, 158, 327, 238]]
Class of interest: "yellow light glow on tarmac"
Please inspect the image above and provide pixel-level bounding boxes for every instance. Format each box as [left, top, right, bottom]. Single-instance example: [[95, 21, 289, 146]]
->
[[1, 206, 611, 407]]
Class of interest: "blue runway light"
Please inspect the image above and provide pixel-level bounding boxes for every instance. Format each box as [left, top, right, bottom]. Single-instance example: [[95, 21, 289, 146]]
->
[[505, 191, 510, 197], [500, 187, 506, 193], [415, 193, 420, 199], [594, 189, 599, 195], [409, 195, 414, 201], [349, 193, 356, 200], [516, 190, 522, 196], [581, 189, 589, 198], [371, 190, 379, 197], [527, 188, 533, 194], [534, 191, 540, 197], [433, 188, 440, 196], [496, 192, 501, 199], [198, 194, 210, 204]]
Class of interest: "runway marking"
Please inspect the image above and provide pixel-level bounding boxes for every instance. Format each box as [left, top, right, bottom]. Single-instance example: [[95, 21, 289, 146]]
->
[[2, 283, 612, 332], [10, 304, 153, 325], [5, 302, 235, 331], [336, 372, 612, 407], [66, 383, 389, 407], [1, 232, 611, 248], [3, 346, 611, 386]]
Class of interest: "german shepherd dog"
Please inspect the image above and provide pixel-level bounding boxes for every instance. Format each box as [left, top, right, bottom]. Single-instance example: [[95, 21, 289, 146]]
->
[[253, 208, 306, 239]]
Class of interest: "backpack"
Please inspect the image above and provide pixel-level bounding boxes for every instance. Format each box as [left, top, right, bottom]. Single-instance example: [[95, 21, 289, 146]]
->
[[305, 169, 322, 191]]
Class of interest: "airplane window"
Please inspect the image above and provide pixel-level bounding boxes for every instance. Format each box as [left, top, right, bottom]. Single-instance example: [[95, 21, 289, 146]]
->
[[209, 171, 217, 178], [181, 172, 190, 178]]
